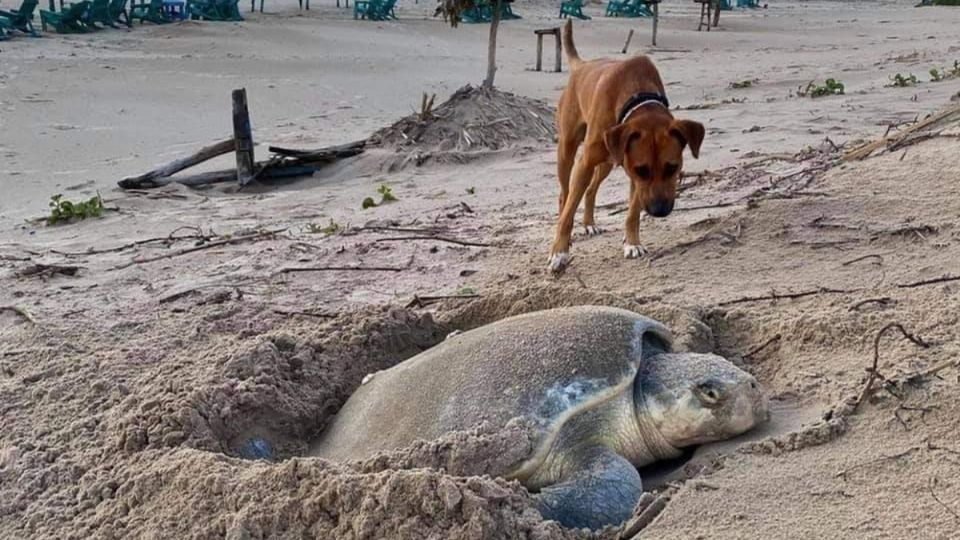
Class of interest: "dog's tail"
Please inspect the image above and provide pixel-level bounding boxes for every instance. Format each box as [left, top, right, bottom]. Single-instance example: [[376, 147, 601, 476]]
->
[[562, 20, 583, 69]]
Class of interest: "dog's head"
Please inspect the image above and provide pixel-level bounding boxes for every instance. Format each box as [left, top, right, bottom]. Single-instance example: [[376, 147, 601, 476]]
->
[[603, 116, 705, 218]]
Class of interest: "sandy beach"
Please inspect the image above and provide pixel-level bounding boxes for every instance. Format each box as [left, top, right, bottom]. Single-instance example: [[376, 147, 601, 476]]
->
[[2, 0, 960, 538]]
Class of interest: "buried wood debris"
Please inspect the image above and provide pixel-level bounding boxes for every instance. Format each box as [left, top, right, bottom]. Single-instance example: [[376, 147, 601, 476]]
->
[[117, 88, 366, 190]]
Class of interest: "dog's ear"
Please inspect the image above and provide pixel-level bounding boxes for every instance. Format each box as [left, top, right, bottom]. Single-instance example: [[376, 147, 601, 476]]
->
[[603, 124, 638, 166], [670, 120, 705, 159]]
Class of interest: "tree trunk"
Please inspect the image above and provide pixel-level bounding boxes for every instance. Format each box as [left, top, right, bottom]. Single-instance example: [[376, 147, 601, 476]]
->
[[483, 0, 502, 89]]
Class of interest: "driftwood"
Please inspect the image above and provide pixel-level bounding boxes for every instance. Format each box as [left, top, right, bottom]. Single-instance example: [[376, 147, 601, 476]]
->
[[117, 139, 236, 189], [163, 165, 321, 188], [267, 140, 367, 161], [117, 87, 367, 190], [118, 143, 365, 190], [844, 104, 960, 161]]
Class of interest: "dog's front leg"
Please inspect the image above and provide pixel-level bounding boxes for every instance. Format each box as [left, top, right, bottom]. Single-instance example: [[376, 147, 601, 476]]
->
[[623, 182, 648, 259]]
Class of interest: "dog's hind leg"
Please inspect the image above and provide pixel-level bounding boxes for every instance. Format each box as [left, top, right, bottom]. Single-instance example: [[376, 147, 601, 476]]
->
[[556, 91, 585, 214], [582, 162, 613, 235], [557, 134, 581, 214], [550, 140, 604, 272]]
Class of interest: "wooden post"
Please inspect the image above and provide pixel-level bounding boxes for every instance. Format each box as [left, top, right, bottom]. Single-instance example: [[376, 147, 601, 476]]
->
[[651, 2, 659, 47], [554, 30, 562, 72], [621, 29, 634, 54], [232, 88, 255, 186], [536, 33, 543, 72]]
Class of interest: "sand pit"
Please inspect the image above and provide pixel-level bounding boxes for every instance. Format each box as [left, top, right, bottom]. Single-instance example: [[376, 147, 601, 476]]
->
[[3, 1, 960, 538]]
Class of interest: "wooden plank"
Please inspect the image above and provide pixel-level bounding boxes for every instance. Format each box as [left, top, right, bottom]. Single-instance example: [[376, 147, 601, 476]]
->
[[167, 165, 319, 187], [117, 139, 235, 190], [267, 140, 367, 160], [554, 31, 562, 72], [536, 33, 543, 72], [232, 88, 256, 186]]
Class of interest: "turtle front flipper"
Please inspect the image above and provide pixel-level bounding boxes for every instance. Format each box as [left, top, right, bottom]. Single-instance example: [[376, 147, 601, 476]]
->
[[534, 446, 643, 530]]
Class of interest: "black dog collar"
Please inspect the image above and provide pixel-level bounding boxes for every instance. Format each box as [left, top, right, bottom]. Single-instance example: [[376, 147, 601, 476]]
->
[[617, 92, 670, 124]]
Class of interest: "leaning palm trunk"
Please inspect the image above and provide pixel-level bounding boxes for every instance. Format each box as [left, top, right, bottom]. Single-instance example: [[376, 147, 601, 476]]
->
[[483, 0, 502, 89]]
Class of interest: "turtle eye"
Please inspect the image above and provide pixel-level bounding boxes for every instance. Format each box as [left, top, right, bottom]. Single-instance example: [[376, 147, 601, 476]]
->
[[693, 380, 726, 408]]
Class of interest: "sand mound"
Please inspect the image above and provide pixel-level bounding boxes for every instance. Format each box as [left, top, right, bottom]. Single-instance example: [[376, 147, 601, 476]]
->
[[78, 448, 586, 540], [107, 307, 449, 459], [5, 289, 727, 539], [367, 85, 556, 169]]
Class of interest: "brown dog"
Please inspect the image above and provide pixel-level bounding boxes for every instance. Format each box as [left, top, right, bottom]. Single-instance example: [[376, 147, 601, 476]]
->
[[548, 20, 705, 272]]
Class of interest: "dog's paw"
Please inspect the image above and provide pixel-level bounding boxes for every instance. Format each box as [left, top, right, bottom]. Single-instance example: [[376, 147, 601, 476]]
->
[[547, 252, 573, 273], [583, 224, 604, 236], [623, 244, 648, 259]]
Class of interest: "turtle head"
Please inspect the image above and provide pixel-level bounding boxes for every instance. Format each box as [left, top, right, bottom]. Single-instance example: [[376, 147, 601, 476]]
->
[[636, 353, 769, 448]]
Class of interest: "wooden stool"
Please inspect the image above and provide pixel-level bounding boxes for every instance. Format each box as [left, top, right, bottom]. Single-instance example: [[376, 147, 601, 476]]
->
[[534, 27, 562, 73], [694, 0, 712, 31]]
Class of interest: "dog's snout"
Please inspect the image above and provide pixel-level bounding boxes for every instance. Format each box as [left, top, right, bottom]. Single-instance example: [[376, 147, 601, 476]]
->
[[646, 199, 674, 218]]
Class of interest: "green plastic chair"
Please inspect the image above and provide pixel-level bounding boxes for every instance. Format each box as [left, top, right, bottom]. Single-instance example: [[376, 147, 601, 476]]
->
[[0, 18, 12, 39], [40, 0, 92, 32], [83, 0, 111, 27], [460, 0, 516, 23], [187, 0, 241, 20], [0, 0, 41, 36], [606, 0, 649, 17], [459, 0, 489, 22], [130, 0, 169, 22], [605, 0, 631, 16], [560, 0, 590, 19], [500, 0, 519, 19], [354, 0, 393, 20], [107, 0, 133, 28]]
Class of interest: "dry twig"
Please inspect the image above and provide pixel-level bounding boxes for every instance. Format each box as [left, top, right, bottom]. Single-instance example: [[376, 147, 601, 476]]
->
[[0, 306, 35, 324], [718, 287, 860, 307], [743, 334, 782, 359], [849, 298, 893, 312], [852, 323, 930, 413], [279, 265, 406, 274], [406, 293, 480, 308], [112, 229, 285, 270], [374, 235, 491, 247], [928, 478, 960, 522]]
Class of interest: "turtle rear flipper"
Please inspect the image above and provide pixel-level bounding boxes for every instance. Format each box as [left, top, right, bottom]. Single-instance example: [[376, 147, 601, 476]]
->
[[535, 446, 643, 529]]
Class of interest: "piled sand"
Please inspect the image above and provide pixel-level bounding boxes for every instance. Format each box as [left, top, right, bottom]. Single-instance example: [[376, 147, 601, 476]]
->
[[369, 85, 556, 152], [367, 84, 556, 170]]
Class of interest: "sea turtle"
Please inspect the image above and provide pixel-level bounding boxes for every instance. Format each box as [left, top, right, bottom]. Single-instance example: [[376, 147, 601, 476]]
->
[[309, 306, 768, 529]]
